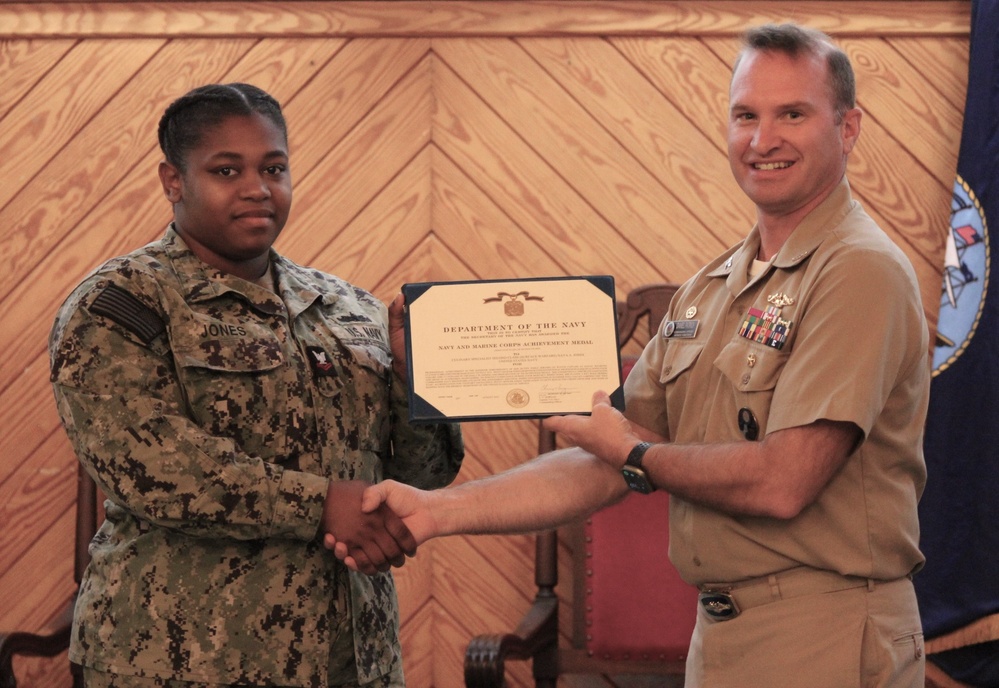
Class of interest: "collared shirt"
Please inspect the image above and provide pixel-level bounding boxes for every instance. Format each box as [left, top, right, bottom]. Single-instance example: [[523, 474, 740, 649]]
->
[[50, 227, 463, 686], [624, 179, 929, 585]]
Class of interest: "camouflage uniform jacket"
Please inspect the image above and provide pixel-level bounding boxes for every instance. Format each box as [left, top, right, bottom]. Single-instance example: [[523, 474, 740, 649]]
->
[[49, 227, 464, 687]]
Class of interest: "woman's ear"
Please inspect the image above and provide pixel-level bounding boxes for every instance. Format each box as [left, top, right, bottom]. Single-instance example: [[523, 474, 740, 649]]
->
[[158, 160, 182, 203]]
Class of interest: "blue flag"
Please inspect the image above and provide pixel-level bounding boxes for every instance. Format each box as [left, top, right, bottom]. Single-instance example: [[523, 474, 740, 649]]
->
[[915, 0, 999, 683]]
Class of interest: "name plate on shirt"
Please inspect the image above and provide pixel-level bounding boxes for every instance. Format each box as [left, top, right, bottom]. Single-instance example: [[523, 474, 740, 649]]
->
[[402, 276, 623, 423]]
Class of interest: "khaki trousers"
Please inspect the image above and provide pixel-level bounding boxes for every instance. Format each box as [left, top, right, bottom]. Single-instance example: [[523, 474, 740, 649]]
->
[[686, 574, 924, 688]]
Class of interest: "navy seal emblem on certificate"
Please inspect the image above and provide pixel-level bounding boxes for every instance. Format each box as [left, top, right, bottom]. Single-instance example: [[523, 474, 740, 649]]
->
[[402, 276, 622, 423]]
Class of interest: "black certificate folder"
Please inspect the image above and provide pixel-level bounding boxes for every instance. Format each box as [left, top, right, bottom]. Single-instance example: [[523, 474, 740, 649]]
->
[[402, 276, 623, 423]]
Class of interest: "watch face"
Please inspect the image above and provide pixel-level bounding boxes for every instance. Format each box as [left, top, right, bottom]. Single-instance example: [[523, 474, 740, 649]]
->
[[622, 466, 654, 494]]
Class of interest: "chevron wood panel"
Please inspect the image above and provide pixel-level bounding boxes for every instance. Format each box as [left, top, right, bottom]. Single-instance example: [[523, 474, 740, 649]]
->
[[0, 2, 970, 686]]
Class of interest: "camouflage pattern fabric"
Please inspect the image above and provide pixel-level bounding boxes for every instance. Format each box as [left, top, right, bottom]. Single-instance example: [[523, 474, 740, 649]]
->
[[84, 662, 405, 687], [50, 226, 463, 687]]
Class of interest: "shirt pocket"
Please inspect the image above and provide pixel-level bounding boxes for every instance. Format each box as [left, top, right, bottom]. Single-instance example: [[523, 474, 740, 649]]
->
[[713, 338, 789, 440], [657, 341, 704, 427], [172, 314, 285, 372], [171, 317, 286, 440], [659, 341, 703, 386], [714, 337, 789, 393]]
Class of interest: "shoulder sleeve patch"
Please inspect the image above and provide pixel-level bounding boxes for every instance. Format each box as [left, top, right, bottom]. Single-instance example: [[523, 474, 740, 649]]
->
[[89, 283, 166, 344]]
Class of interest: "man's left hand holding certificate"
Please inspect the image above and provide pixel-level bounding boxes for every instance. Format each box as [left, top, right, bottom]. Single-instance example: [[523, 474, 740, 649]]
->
[[402, 276, 623, 423]]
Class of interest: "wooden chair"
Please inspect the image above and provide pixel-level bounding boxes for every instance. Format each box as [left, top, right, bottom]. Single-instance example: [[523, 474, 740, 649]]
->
[[0, 462, 96, 688], [464, 283, 698, 688]]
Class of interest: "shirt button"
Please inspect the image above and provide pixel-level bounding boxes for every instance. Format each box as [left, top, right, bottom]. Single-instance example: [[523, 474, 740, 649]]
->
[[741, 373, 751, 385], [664, 365, 672, 375]]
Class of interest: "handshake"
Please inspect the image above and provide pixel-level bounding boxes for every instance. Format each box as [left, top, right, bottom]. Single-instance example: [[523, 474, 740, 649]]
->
[[319, 393, 648, 576], [319, 479, 429, 576]]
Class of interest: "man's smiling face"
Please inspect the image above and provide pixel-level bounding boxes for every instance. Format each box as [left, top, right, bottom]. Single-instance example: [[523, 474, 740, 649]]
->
[[727, 48, 861, 227]]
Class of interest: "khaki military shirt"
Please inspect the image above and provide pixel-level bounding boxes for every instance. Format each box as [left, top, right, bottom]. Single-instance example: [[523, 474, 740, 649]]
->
[[624, 180, 928, 586], [49, 227, 463, 686]]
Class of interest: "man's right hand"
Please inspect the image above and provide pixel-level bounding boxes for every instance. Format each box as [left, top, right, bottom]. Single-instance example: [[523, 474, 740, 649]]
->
[[324, 480, 437, 572], [319, 480, 418, 576]]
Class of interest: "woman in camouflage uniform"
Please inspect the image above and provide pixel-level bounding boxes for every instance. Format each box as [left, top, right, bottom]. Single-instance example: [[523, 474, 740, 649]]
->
[[49, 83, 463, 688]]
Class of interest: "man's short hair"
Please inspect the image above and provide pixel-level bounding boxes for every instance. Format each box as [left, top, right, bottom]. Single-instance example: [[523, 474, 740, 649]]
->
[[733, 23, 857, 119]]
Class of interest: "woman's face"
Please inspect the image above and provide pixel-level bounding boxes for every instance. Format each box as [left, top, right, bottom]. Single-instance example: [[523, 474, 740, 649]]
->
[[159, 112, 292, 280]]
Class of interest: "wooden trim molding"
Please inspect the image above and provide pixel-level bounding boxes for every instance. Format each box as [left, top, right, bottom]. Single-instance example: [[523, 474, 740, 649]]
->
[[0, 1, 971, 40]]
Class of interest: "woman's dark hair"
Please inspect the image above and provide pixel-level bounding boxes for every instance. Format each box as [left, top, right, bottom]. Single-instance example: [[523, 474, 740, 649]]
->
[[157, 83, 287, 171]]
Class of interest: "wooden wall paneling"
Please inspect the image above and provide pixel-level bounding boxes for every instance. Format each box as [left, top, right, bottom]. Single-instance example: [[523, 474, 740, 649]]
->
[[310, 147, 433, 295], [887, 36, 969, 111], [220, 37, 347, 104], [397, 597, 435, 687], [0, 2, 971, 39], [394, 522, 436, 687], [436, 38, 709, 286], [278, 49, 431, 264], [371, 225, 478, 298], [420, 418, 555, 686], [457, 418, 541, 482], [0, 501, 75, 688], [842, 37, 963, 185], [0, 38, 262, 305], [280, 55, 434, 268], [611, 37, 734, 154], [849, 88, 953, 325], [0, 365, 65, 488], [0, 432, 76, 626], [0, 402, 72, 583], [0, 39, 163, 209], [279, 38, 429, 177], [431, 47, 662, 293], [436, 534, 538, 632], [0, 551, 73, 649], [850, 133, 951, 333], [434, 535, 539, 687], [521, 37, 752, 263], [394, 530, 434, 627], [0, 38, 75, 118], [431, 148, 568, 280], [844, 37, 963, 329], [433, 601, 480, 688]]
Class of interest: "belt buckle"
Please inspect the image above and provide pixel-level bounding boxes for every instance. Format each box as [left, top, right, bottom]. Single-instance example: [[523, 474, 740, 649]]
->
[[699, 590, 740, 620]]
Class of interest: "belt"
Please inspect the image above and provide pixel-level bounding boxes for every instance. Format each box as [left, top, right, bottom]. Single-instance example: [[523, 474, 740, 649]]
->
[[697, 567, 876, 621]]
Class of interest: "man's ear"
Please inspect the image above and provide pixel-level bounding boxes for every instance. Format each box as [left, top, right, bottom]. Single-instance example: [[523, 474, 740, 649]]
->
[[841, 106, 863, 156], [158, 161, 182, 203]]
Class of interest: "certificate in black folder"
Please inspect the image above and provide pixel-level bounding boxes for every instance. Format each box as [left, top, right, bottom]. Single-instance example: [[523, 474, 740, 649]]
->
[[402, 276, 622, 423]]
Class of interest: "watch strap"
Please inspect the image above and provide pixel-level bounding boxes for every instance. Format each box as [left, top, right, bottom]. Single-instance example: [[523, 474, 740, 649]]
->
[[622, 441, 657, 493], [626, 441, 654, 469]]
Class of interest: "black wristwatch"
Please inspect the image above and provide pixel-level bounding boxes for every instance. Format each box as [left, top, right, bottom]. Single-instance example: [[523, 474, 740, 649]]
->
[[622, 441, 656, 494]]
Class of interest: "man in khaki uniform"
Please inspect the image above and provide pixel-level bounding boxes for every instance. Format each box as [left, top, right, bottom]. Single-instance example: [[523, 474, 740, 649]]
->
[[334, 24, 929, 687]]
